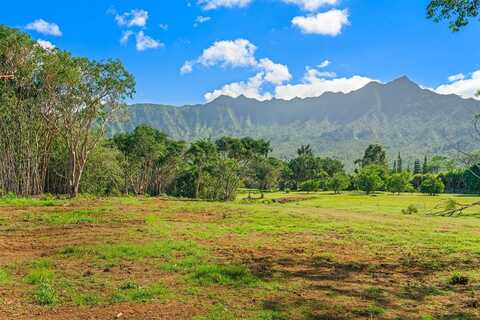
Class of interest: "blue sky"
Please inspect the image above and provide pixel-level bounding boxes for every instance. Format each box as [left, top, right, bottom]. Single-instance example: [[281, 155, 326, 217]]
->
[[2, 0, 480, 105]]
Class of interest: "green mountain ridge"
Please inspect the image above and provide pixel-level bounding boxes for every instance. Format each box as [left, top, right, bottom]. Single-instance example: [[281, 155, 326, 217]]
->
[[110, 76, 480, 166]]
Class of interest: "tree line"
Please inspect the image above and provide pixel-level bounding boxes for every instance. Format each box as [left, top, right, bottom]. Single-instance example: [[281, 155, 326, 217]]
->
[[2, 24, 480, 200]]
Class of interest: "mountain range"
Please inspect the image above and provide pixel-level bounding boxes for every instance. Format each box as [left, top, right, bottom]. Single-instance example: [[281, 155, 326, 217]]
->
[[110, 76, 480, 167]]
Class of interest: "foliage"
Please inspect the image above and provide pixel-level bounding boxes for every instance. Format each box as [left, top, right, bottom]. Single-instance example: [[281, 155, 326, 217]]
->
[[356, 144, 387, 168], [427, 0, 480, 31], [420, 175, 445, 195], [402, 204, 419, 215], [300, 179, 321, 192], [386, 172, 411, 194], [355, 165, 384, 194], [328, 173, 350, 194]]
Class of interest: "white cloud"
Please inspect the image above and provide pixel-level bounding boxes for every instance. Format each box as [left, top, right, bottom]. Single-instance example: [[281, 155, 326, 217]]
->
[[180, 61, 194, 74], [435, 71, 480, 100], [135, 31, 163, 51], [275, 68, 375, 100], [159, 24, 169, 31], [198, 0, 252, 10], [120, 31, 134, 45], [258, 58, 292, 85], [182, 39, 257, 74], [292, 9, 349, 36], [36, 39, 55, 50], [282, 0, 338, 11], [205, 73, 273, 101], [115, 9, 149, 28], [194, 16, 212, 27], [318, 60, 331, 68], [448, 73, 465, 82], [26, 19, 62, 36]]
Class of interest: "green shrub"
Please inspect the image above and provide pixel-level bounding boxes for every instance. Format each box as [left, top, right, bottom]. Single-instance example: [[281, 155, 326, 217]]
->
[[33, 282, 57, 305], [402, 204, 419, 215], [449, 272, 469, 286]]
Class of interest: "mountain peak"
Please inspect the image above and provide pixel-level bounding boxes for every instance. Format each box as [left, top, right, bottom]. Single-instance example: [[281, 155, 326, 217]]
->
[[387, 75, 418, 87]]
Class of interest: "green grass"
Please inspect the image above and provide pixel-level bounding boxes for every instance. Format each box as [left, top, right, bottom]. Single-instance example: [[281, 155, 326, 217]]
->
[[24, 259, 57, 305], [111, 282, 168, 303], [23, 209, 111, 225], [0, 268, 10, 284], [190, 264, 258, 287]]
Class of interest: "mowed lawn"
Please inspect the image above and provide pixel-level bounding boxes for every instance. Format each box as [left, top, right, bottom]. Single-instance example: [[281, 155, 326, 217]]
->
[[0, 192, 480, 319]]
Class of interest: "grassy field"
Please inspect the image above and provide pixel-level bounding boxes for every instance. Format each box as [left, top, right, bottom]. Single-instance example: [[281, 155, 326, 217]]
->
[[0, 192, 480, 319]]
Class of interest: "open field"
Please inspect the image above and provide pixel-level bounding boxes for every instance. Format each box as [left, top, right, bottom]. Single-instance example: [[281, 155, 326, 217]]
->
[[1, 192, 480, 319]]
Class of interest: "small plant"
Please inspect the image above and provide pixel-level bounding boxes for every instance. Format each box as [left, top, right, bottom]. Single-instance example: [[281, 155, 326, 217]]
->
[[449, 272, 469, 286], [0, 268, 10, 284], [402, 204, 418, 215], [367, 304, 385, 316], [33, 282, 57, 305]]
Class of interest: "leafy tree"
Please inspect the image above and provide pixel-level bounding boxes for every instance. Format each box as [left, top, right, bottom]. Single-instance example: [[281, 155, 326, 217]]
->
[[56, 57, 135, 197], [464, 164, 480, 193], [316, 157, 345, 177], [186, 139, 218, 199], [427, 0, 480, 31], [355, 165, 384, 194], [300, 180, 321, 192], [386, 172, 411, 195], [247, 157, 283, 192], [356, 144, 388, 168], [420, 175, 445, 195], [328, 173, 350, 194], [439, 169, 466, 193]]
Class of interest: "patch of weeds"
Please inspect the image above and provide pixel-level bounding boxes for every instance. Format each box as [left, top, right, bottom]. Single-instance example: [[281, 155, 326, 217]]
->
[[421, 316, 434, 320], [449, 272, 469, 286], [401, 280, 441, 300], [25, 209, 110, 225], [72, 293, 101, 306], [111, 281, 168, 303], [24, 259, 54, 285], [24, 258, 57, 306], [33, 282, 57, 305], [253, 310, 289, 320], [194, 304, 236, 320], [402, 204, 419, 215], [191, 264, 258, 287], [363, 287, 386, 303], [354, 304, 385, 317], [0, 268, 10, 284]]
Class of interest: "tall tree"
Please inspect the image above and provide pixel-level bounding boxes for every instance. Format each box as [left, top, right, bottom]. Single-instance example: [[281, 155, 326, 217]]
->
[[187, 139, 218, 199], [56, 58, 135, 197], [357, 144, 388, 168]]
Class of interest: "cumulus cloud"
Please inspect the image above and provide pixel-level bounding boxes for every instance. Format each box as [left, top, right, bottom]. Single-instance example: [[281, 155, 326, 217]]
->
[[135, 31, 163, 51], [115, 9, 149, 28], [36, 39, 55, 50], [26, 19, 62, 36], [258, 58, 292, 85], [435, 71, 480, 100], [275, 66, 375, 100], [181, 39, 257, 74], [292, 9, 349, 36], [282, 0, 338, 11], [204, 73, 273, 101], [198, 0, 252, 10]]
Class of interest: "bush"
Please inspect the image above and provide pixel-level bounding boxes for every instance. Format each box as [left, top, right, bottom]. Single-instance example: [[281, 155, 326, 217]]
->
[[402, 204, 419, 215], [300, 179, 321, 192], [420, 175, 445, 195], [328, 173, 350, 194], [449, 272, 469, 286], [355, 165, 384, 194]]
